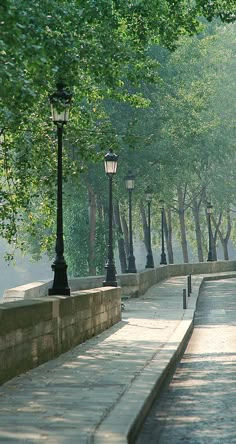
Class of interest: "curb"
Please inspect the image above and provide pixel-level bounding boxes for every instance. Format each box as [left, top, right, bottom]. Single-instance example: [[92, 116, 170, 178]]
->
[[93, 319, 194, 444], [93, 272, 236, 444], [128, 317, 194, 444], [93, 277, 203, 444]]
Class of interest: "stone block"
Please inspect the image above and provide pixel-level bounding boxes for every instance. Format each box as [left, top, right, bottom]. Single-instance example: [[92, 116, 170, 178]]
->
[[0, 287, 121, 385]]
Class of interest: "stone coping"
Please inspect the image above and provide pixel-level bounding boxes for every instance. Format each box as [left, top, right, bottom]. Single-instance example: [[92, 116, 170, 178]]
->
[[3, 260, 236, 303]]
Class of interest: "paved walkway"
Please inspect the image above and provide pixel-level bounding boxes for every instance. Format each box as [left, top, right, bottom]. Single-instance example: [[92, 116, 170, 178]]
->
[[136, 277, 236, 443], [0, 273, 234, 444]]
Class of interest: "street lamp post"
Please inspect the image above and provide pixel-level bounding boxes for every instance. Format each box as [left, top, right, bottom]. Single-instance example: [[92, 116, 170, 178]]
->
[[145, 187, 154, 269], [160, 200, 167, 265], [103, 149, 118, 287], [125, 171, 137, 273], [207, 201, 213, 262], [48, 82, 72, 296]]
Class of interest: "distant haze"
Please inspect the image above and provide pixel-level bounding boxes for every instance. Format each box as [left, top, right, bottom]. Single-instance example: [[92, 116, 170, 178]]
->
[[0, 241, 51, 298]]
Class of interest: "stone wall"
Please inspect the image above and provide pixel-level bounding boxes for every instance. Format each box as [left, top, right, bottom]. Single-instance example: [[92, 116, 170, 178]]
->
[[124, 260, 236, 297], [0, 287, 121, 385], [3, 260, 236, 303]]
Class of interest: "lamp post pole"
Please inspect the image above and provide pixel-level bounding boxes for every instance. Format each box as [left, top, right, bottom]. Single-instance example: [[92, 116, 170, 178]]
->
[[125, 171, 137, 273], [48, 82, 72, 296], [145, 187, 154, 269], [160, 200, 167, 265], [103, 149, 118, 287], [207, 201, 213, 262]]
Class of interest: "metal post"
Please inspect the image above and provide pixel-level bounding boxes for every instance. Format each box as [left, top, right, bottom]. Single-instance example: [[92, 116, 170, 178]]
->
[[103, 175, 117, 286], [207, 212, 213, 262], [183, 289, 187, 309], [127, 189, 137, 273], [49, 124, 70, 296], [146, 200, 154, 268], [187, 275, 191, 297], [160, 206, 167, 265]]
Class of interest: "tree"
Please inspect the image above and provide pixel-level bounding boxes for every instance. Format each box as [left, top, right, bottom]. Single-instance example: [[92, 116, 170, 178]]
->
[[1, 2, 236, 270]]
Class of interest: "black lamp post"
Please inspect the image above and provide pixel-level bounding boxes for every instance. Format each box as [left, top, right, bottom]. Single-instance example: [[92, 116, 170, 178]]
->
[[48, 82, 72, 296], [145, 187, 154, 269], [207, 201, 213, 262], [125, 171, 137, 273], [160, 199, 167, 265], [103, 149, 118, 287]]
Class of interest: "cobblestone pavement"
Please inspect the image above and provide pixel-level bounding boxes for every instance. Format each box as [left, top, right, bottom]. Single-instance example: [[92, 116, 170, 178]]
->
[[136, 278, 236, 444], [0, 275, 194, 444]]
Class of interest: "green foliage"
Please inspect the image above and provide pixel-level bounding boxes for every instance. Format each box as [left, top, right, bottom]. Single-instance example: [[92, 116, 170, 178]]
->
[[63, 177, 107, 277], [1, 0, 236, 267], [64, 197, 90, 277]]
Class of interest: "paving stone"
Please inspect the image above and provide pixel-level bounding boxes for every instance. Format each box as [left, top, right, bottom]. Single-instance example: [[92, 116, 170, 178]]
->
[[0, 274, 233, 443], [136, 278, 236, 444]]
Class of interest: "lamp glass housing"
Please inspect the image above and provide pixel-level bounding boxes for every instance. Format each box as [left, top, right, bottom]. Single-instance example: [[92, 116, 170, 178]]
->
[[104, 149, 118, 175], [207, 202, 213, 214], [159, 199, 164, 209], [51, 105, 70, 123], [145, 187, 152, 202], [125, 172, 135, 190], [50, 82, 72, 124]]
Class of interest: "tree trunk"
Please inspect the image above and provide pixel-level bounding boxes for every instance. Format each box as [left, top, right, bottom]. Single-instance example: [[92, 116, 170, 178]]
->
[[121, 212, 129, 258], [215, 210, 231, 261], [87, 183, 97, 275], [177, 187, 189, 263], [210, 212, 224, 262], [140, 201, 149, 252], [222, 240, 229, 260], [164, 208, 174, 264], [192, 197, 204, 262], [114, 202, 127, 273], [212, 233, 218, 261]]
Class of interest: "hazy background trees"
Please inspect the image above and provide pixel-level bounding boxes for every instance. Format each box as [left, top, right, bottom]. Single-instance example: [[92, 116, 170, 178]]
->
[[1, 1, 236, 283]]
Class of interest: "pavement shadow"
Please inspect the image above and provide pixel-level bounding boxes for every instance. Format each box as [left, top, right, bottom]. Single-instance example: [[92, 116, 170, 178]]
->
[[136, 351, 236, 444], [136, 278, 236, 444]]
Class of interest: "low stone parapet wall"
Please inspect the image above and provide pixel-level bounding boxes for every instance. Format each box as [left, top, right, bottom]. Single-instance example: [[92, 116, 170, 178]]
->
[[0, 287, 121, 385], [121, 260, 236, 297], [3, 260, 236, 303], [137, 260, 236, 296]]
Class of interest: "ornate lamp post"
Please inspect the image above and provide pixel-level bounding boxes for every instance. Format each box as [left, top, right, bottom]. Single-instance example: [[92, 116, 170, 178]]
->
[[160, 199, 167, 265], [207, 201, 213, 262], [103, 149, 118, 287], [145, 186, 154, 269], [48, 82, 72, 296], [125, 171, 137, 273]]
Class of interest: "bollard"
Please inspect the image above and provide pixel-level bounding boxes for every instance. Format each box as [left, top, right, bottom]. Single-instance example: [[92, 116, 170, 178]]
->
[[187, 275, 191, 297], [183, 288, 187, 309], [189, 273, 192, 293]]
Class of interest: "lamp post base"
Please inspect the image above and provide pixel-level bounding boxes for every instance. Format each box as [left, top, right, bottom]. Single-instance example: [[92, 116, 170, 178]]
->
[[103, 280, 118, 287], [145, 252, 154, 269], [103, 262, 117, 287], [207, 255, 214, 262], [48, 287, 70, 296], [127, 254, 137, 273], [160, 252, 167, 265], [48, 260, 70, 296]]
